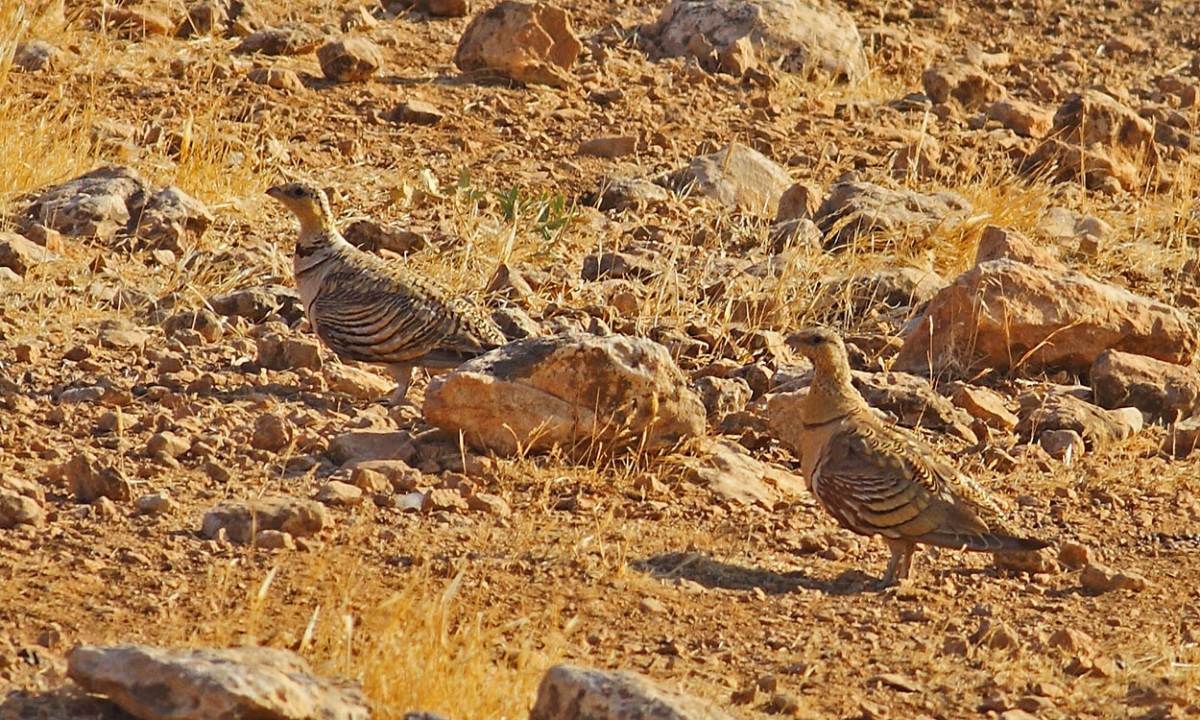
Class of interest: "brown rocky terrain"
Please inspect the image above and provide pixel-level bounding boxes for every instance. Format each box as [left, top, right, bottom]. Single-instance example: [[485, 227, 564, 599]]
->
[[4, 0, 1200, 718]]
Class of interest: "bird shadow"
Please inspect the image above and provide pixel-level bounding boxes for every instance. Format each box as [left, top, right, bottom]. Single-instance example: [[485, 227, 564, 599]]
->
[[297, 71, 510, 91], [378, 70, 526, 88], [630, 551, 874, 597]]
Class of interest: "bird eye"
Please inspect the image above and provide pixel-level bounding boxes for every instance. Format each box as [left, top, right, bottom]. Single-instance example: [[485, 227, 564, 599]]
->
[[289, 187, 305, 198], [809, 335, 823, 345]]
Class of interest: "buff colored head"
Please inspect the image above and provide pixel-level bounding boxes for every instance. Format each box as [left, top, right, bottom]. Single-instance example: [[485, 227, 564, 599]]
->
[[786, 326, 850, 372], [787, 326, 864, 423], [266, 182, 335, 234]]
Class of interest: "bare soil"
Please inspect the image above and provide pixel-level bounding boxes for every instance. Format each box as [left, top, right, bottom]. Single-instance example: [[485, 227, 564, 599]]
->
[[4, 1, 1200, 719]]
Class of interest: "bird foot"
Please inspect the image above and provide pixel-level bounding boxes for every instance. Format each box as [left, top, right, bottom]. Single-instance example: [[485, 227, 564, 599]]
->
[[875, 574, 909, 593], [384, 388, 416, 407]]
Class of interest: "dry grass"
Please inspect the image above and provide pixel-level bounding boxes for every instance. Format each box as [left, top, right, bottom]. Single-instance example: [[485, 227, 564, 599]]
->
[[332, 568, 564, 720], [0, 2, 273, 340], [0, 3, 95, 215], [190, 530, 568, 720], [0, 1, 268, 220]]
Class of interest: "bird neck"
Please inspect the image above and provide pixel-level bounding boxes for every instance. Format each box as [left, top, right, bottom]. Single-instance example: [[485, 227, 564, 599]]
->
[[295, 227, 350, 255], [294, 235, 338, 276], [292, 199, 353, 260], [803, 356, 867, 425], [290, 196, 338, 239]]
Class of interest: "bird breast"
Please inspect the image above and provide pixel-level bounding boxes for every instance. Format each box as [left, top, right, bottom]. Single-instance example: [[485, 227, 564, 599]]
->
[[294, 252, 332, 321]]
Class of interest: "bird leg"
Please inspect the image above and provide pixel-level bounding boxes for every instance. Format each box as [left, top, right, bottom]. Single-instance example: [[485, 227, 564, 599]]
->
[[384, 364, 415, 405], [881, 538, 917, 587]]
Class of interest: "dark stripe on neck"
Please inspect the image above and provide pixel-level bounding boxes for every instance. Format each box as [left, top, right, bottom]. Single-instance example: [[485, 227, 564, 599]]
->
[[295, 251, 334, 275], [295, 242, 327, 258], [801, 411, 850, 429]]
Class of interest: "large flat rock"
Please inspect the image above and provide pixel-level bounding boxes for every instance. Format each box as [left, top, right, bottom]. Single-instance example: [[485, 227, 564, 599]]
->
[[642, 0, 867, 81], [424, 333, 706, 455], [530, 663, 738, 720], [894, 259, 1198, 378], [67, 645, 368, 720]]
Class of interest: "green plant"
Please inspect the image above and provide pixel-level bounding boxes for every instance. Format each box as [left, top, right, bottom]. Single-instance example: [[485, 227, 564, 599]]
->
[[493, 185, 577, 243]]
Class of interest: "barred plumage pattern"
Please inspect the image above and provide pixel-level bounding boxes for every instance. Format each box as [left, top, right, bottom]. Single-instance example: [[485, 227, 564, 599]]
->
[[267, 182, 505, 400], [786, 327, 1048, 586]]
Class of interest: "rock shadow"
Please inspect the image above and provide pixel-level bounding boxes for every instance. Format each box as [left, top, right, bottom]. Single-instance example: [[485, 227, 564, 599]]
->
[[632, 551, 870, 596], [0, 686, 127, 720]]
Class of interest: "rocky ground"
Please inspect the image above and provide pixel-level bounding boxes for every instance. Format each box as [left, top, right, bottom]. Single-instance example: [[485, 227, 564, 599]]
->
[[4, 0, 1200, 718]]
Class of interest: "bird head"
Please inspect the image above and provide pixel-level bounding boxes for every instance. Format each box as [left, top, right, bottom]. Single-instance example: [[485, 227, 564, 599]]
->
[[266, 182, 336, 234], [787, 326, 864, 421], [786, 326, 847, 370]]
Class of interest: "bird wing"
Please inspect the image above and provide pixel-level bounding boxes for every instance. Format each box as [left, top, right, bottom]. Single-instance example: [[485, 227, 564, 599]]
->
[[311, 255, 500, 365], [811, 412, 1020, 551]]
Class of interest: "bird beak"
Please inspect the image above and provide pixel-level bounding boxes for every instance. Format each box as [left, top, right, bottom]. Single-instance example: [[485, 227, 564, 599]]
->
[[784, 333, 805, 349], [266, 185, 284, 200]]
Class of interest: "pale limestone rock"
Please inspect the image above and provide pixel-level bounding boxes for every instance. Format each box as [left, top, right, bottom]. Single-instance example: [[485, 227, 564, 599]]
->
[[349, 460, 422, 491], [1163, 414, 1200, 458], [210, 285, 304, 325], [947, 384, 1018, 431], [0, 490, 44, 529], [317, 37, 384, 82], [0, 232, 59, 277], [691, 376, 751, 425], [642, 0, 867, 81], [592, 177, 671, 213], [67, 645, 368, 720], [315, 480, 363, 507], [577, 135, 637, 158], [1027, 90, 1157, 191], [684, 438, 806, 508], [922, 61, 1005, 109], [854, 371, 977, 443], [665, 142, 792, 216], [974, 225, 1064, 270], [815, 181, 972, 251], [235, 23, 323, 55], [327, 430, 417, 466], [13, 40, 58, 72], [323, 363, 394, 400], [1015, 392, 1127, 449], [453, 1, 581, 88], [132, 186, 214, 250], [1091, 349, 1200, 421], [987, 99, 1053, 138], [1080, 564, 1148, 593], [389, 100, 444, 126], [248, 67, 305, 91], [62, 452, 132, 503], [178, 0, 229, 37], [424, 334, 705, 455], [836, 267, 947, 313], [895, 259, 1198, 378], [201, 496, 327, 543], [21, 165, 145, 239], [530, 664, 738, 720]]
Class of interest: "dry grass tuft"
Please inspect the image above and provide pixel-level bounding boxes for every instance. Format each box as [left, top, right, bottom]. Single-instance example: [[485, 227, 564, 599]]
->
[[193, 542, 566, 720], [0, 4, 95, 215], [350, 571, 563, 720]]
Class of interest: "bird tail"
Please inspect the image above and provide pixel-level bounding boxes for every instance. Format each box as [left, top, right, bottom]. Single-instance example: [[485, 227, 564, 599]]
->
[[924, 531, 1049, 553], [987, 534, 1050, 553]]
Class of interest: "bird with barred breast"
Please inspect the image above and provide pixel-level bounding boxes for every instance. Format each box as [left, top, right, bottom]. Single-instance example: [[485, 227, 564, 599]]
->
[[267, 181, 506, 403], [785, 326, 1049, 587]]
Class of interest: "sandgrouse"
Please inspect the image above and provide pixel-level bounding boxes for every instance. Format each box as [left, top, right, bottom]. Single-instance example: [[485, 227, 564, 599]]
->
[[267, 181, 505, 402], [786, 327, 1048, 586]]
